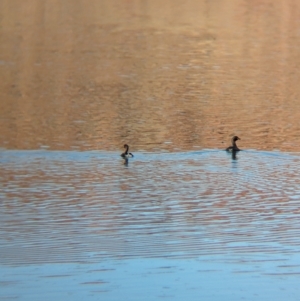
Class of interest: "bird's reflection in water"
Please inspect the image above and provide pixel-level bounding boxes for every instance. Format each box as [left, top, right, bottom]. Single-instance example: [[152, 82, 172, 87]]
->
[[231, 150, 238, 160], [226, 149, 239, 165], [123, 158, 129, 166]]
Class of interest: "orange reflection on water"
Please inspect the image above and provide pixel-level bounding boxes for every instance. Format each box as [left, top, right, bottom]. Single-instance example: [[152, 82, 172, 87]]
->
[[1, 0, 300, 152]]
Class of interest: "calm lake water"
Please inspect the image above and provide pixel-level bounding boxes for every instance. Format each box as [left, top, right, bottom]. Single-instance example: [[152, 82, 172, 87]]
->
[[1, 0, 300, 300]]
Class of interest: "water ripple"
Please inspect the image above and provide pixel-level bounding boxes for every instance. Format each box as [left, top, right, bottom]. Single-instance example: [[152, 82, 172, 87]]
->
[[1, 150, 300, 265]]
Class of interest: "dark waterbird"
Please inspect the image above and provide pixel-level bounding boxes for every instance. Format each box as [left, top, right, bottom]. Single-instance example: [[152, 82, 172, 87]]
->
[[121, 144, 134, 159], [226, 136, 241, 151]]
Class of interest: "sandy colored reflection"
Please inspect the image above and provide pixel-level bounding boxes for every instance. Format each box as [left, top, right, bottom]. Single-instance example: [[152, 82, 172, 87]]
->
[[1, 0, 300, 152]]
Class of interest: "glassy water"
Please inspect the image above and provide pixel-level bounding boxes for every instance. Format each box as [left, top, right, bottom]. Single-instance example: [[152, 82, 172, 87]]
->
[[1, 150, 300, 300]]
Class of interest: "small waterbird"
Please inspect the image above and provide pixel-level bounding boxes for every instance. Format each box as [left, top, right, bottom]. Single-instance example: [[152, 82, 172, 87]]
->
[[121, 144, 134, 158], [226, 136, 241, 151]]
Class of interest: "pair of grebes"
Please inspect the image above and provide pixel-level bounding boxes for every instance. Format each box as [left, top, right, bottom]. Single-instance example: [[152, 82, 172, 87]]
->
[[121, 136, 241, 158]]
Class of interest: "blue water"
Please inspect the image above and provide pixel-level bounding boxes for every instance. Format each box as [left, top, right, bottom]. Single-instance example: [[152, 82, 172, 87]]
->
[[1, 149, 300, 300]]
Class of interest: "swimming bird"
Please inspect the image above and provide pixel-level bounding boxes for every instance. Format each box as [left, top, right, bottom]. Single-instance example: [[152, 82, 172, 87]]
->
[[121, 144, 134, 158], [226, 136, 241, 151]]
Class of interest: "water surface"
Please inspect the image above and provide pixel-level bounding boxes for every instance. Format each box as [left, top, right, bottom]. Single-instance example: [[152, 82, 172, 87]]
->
[[1, 0, 300, 151], [1, 150, 300, 300], [1, 0, 300, 300]]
